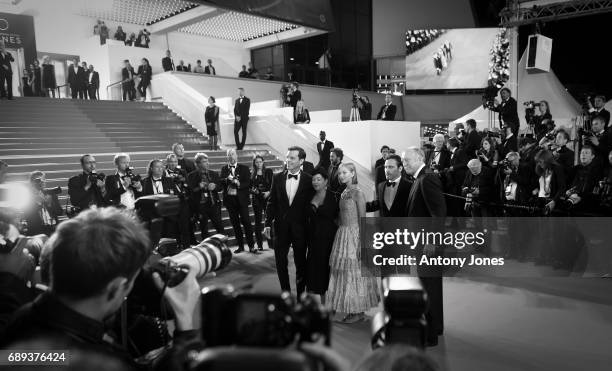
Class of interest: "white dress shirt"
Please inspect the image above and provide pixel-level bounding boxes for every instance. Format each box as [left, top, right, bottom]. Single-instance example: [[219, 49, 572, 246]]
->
[[285, 171, 300, 206]]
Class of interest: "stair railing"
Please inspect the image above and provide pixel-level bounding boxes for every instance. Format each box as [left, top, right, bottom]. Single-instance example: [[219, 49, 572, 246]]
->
[[106, 79, 125, 101]]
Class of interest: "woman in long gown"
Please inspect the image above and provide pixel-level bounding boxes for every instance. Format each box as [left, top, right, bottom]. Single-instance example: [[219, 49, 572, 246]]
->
[[306, 168, 339, 301], [325, 163, 379, 323]]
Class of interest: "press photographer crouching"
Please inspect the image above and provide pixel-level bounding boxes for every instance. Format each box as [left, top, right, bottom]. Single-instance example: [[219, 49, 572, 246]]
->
[[23, 171, 63, 236], [67, 154, 107, 215], [0, 207, 203, 371]]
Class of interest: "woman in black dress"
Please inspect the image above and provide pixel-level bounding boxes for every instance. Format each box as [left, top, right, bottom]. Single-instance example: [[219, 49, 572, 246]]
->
[[30, 62, 41, 97], [21, 68, 33, 97], [205, 96, 220, 150], [41, 56, 56, 98], [306, 167, 339, 301], [250, 155, 273, 251]]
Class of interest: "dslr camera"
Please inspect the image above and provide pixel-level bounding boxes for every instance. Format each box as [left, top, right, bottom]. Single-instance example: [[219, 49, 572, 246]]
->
[[123, 167, 142, 183], [88, 171, 105, 184], [499, 158, 514, 171]]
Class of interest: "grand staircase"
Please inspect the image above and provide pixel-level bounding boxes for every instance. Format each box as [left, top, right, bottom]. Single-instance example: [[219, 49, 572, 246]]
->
[[1, 97, 283, 245]]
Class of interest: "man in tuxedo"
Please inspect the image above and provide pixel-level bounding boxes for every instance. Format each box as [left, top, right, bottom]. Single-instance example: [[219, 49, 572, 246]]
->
[[104, 153, 143, 209], [374, 145, 390, 170], [204, 59, 216, 75], [188, 153, 224, 239], [376, 94, 397, 121], [564, 145, 602, 212], [121, 60, 136, 101], [234, 88, 251, 150], [79, 62, 89, 99], [463, 119, 482, 159], [176, 60, 190, 72], [367, 154, 412, 217], [0, 41, 15, 100], [86, 65, 99, 100], [551, 130, 574, 181], [490, 88, 520, 136], [68, 155, 107, 211], [166, 153, 196, 246], [588, 95, 610, 129], [302, 159, 315, 175], [401, 147, 446, 347], [442, 137, 468, 219], [500, 126, 518, 159], [172, 143, 195, 174], [425, 134, 451, 173], [67, 59, 86, 99], [162, 50, 174, 72], [328, 147, 344, 196], [142, 159, 173, 196], [316, 131, 334, 169], [584, 115, 612, 160], [289, 83, 302, 109], [220, 149, 255, 253], [264, 146, 314, 295]]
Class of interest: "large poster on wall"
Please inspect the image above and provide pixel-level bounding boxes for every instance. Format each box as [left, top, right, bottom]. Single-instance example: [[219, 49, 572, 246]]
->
[[0, 12, 37, 67], [405, 28, 497, 90]]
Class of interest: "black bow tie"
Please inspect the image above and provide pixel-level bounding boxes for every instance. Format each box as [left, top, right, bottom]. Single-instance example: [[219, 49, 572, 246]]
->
[[386, 181, 396, 187], [229, 165, 235, 169], [288, 174, 299, 180]]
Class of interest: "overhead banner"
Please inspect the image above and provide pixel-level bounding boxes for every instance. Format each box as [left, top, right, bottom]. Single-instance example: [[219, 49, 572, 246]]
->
[[0, 12, 37, 66]]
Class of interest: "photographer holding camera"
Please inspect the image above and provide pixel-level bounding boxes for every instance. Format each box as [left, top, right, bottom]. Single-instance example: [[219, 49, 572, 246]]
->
[[105, 153, 143, 209], [68, 155, 107, 213], [23, 171, 62, 236], [0, 207, 203, 370], [490, 88, 520, 136], [188, 153, 224, 241], [166, 153, 196, 246], [582, 115, 612, 160], [562, 145, 602, 213], [587, 95, 610, 129]]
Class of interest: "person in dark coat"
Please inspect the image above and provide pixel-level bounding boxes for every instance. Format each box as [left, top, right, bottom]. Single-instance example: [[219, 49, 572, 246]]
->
[[162, 50, 174, 72], [41, 56, 56, 98], [23, 171, 62, 236], [31, 60, 42, 97], [0, 41, 14, 100], [67, 58, 86, 99], [442, 137, 468, 219], [136, 58, 152, 101], [86, 65, 100, 100], [376, 94, 397, 121], [205, 96, 220, 150], [233, 88, 251, 150], [121, 59, 136, 101], [250, 155, 274, 251], [188, 153, 224, 240], [490, 88, 520, 136], [463, 119, 482, 159], [317, 131, 335, 170], [366, 155, 412, 217], [306, 168, 339, 298]]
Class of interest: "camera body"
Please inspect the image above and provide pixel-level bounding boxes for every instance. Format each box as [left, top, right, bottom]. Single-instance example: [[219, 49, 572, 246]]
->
[[88, 171, 105, 184], [499, 158, 514, 171], [123, 167, 142, 184], [201, 286, 330, 348]]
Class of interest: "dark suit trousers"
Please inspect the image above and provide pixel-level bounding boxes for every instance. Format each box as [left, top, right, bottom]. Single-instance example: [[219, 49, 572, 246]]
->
[[165, 201, 194, 246], [137, 79, 150, 99], [421, 277, 444, 339], [252, 195, 266, 248], [70, 84, 79, 99], [197, 201, 224, 238], [122, 82, 135, 101], [88, 85, 97, 100], [274, 222, 307, 295], [225, 196, 254, 248], [0, 73, 12, 98], [234, 118, 248, 150]]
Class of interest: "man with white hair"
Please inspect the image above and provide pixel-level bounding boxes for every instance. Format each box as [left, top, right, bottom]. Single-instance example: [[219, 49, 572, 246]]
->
[[104, 153, 142, 209], [401, 146, 446, 347], [462, 159, 495, 219], [424, 134, 450, 173]]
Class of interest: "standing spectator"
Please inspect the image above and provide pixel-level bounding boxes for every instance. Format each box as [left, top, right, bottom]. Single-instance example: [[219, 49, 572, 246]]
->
[[135, 29, 150, 48], [463, 119, 482, 159], [306, 168, 338, 300], [204, 59, 216, 75], [316, 131, 334, 169], [221, 149, 255, 253], [162, 50, 174, 72], [136, 58, 152, 102], [31, 60, 42, 97], [187, 153, 224, 240], [374, 145, 391, 170], [328, 148, 344, 196], [99, 22, 109, 45], [193, 60, 205, 73], [120, 60, 136, 102], [264, 147, 315, 295], [0, 161, 8, 184], [288, 83, 302, 109], [443, 137, 468, 220], [233, 88, 250, 150], [176, 60, 190, 72], [204, 96, 220, 150], [376, 94, 397, 121], [125, 33, 136, 46], [250, 155, 273, 251], [79, 62, 89, 99], [114, 26, 127, 42], [0, 40, 14, 100], [21, 68, 32, 97], [247, 61, 258, 78], [67, 58, 85, 99], [359, 96, 372, 120], [588, 95, 610, 129], [490, 88, 520, 136], [264, 67, 275, 80], [93, 20, 101, 35], [294, 100, 310, 124], [238, 65, 249, 78], [86, 65, 99, 100], [500, 125, 518, 158]]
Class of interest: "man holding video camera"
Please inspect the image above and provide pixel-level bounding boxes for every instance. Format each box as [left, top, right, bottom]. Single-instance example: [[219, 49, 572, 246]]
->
[[0, 207, 203, 370], [23, 171, 62, 236], [105, 153, 143, 209], [68, 155, 107, 213]]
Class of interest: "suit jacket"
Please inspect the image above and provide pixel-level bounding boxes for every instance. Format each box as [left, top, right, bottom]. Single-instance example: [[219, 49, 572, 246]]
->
[[137, 65, 152, 82], [67, 65, 86, 88], [265, 170, 314, 228], [176, 65, 190, 72], [104, 173, 142, 207], [500, 135, 518, 158], [445, 148, 468, 192], [462, 167, 495, 203], [234, 96, 251, 122], [463, 130, 482, 159], [121, 66, 135, 83], [405, 168, 447, 217], [68, 173, 107, 210], [367, 178, 412, 217], [24, 191, 62, 235], [376, 104, 397, 121], [302, 161, 315, 175], [187, 170, 222, 206], [177, 157, 196, 175], [491, 97, 520, 130], [220, 163, 251, 206], [204, 65, 216, 75], [0, 51, 14, 75], [289, 90, 302, 108], [316, 141, 334, 169], [141, 176, 174, 196], [328, 163, 343, 194], [87, 71, 100, 89], [374, 157, 385, 170], [161, 57, 174, 72], [424, 148, 451, 171]]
